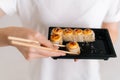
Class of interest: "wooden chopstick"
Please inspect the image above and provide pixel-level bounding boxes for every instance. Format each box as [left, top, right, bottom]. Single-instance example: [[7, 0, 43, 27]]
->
[[53, 44, 66, 47], [8, 36, 65, 47], [11, 40, 73, 54], [8, 36, 39, 44]]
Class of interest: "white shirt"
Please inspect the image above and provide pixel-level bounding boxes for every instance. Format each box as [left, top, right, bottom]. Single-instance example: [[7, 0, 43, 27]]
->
[[0, 0, 120, 80]]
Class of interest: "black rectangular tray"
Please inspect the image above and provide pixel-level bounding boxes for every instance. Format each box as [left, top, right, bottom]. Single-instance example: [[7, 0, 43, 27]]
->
[[48, 27, 117, 60]]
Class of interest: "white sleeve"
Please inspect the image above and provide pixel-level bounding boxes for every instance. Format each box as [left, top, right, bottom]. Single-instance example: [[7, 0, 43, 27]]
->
[[103, 0, 120, 22], [0, 0, 17, 15]]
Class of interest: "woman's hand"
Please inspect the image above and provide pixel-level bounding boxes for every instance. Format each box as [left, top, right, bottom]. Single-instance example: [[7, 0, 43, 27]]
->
[[2, 26, 66, 60], [102, 22, 119, 43]]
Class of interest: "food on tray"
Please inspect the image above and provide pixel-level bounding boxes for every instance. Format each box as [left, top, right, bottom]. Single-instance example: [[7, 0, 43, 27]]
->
[[63, 28, 74, 41], [49, 27, 116, 60], [50, 34, 63, 45], [51, 27, 95, 42], [66, 42, 80, 55], [83, 29, 95, 42], [51, 27, 63, 36], [73, 29, 84, 42]]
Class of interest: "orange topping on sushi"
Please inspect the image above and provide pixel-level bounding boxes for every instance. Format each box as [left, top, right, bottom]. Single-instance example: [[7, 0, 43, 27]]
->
[[67, 42, 79, 49], [74, 29, 83, 34], [50, 34, 61, 41], [63, 28, 73, 34], [52, 27, 63, 35], [83, 29, 93, 35]]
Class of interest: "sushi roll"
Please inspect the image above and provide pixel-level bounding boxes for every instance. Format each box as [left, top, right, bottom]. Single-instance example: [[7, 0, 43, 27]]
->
[[51, 27, 63, 36], [66, 42, 80, 55], [63, 28, 74, 41], [73, 29, 84, 42], [83, 29, 95, 42], [50, 34, 63, 45]]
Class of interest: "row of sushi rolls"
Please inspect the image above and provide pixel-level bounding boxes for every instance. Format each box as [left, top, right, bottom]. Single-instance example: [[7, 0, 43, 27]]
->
[[50, 27, 95, 55]]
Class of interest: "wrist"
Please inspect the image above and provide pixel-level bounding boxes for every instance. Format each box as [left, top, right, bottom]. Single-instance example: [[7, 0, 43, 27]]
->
[[0, 28, 11, 46]]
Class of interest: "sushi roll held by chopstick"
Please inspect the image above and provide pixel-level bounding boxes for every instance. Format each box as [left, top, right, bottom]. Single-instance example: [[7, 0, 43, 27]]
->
[[66, 42, 80, 55], [50, 34, 63, 45], [51, 27, 63, 36], [63, 28, 74, 41], [73, 29, 84, 42], [83, 29, 95, 42]]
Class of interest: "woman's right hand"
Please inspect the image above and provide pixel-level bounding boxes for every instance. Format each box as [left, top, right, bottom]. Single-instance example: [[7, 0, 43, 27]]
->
[[3, 26, 66, 60]]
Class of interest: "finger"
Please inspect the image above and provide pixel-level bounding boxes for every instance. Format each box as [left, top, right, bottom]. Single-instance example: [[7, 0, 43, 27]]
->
[[28, 53, 48, 60], [18, 47, 48, 60], [36, 48, 66, 57], [74, 59, 79, 62], [16, 46, 39, 60], [35, 33, 54, 48], [27, 35, 41, 45], [53, 44, 59, 49], [18, 48, 48, 60], [17, 47, 29, 60], [28, 47, 65, 57]]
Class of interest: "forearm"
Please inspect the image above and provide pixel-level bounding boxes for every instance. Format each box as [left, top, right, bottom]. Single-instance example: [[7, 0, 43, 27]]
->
[[0, 8, 8, 46], [0, 28, 9, 47], [0, 8, 6, 17], [102, 22, 119, 43]]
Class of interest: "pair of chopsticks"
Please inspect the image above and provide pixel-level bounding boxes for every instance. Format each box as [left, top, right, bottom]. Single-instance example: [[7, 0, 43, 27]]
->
[[8, 36, 72, 54]]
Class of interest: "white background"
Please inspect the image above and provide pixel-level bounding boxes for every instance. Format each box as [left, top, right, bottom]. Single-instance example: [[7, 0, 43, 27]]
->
[[0, 15, 120, 80]]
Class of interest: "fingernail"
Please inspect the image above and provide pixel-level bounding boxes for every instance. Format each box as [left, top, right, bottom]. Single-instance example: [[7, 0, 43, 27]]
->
[[51, 44, 59, 49], [61, 54, 66, 56]]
